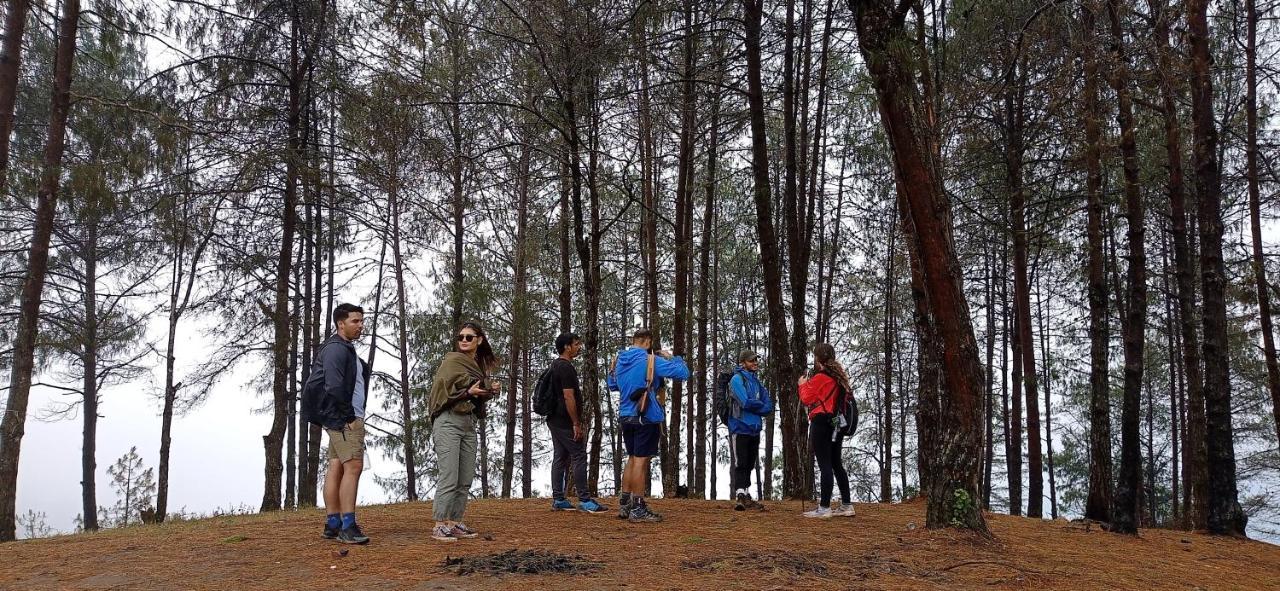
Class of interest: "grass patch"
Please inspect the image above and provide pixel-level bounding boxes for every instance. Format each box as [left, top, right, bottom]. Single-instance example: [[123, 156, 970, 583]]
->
[[221, 535, 248, 544]]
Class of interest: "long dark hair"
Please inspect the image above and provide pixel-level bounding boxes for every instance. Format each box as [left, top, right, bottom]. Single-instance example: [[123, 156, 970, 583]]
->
[[813, 343, 852, 395], [456, 321, 498, 373]]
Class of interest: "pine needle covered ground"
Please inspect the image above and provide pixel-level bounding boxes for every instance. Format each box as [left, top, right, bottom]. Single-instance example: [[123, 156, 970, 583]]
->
[[5, 498, 1278, 590]]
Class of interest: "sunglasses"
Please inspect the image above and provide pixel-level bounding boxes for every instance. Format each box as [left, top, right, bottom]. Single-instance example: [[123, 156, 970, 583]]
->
[[747, 357, 760, 363], [457, 334, 479, 342]]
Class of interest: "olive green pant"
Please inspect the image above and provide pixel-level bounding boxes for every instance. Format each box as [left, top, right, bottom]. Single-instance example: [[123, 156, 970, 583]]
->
[[432, 411, 477, 522]]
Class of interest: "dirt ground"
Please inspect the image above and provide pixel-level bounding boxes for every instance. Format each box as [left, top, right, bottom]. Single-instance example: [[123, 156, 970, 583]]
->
[[4, 497, 1279, 590]]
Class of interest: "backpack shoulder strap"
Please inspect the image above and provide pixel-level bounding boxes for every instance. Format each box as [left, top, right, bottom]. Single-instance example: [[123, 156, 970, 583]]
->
[[645, 353, 656, 388]]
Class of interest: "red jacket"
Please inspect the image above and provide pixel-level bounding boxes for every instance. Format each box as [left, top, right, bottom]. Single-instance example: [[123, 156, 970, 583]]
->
[[798, 372, 840, 419]]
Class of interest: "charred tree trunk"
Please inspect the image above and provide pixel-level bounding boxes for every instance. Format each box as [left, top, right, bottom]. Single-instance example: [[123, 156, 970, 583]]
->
[[1106, 0, 1147, 535], [1082, 0, 1113, 525], [81, 211, 101, 531], [1187, 0, 1247, 537], [743, 0, 800, 500]]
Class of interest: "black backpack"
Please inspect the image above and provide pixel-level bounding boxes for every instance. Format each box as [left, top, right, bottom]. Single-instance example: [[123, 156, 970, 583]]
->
[[829, 373, 859, 437], [532, 362, 559, 416], [713, 368, 738, 425]]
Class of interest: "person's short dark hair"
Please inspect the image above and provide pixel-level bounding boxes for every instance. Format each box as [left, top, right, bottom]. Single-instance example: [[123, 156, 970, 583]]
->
[[555, 332, 581, 354], [632, 328, 653, 342], [334, 303, 364, 328]]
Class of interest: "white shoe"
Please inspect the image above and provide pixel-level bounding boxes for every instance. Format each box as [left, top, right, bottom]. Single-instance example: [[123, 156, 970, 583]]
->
[[802, 506, 834, 519], [835, 503, 856, 517]]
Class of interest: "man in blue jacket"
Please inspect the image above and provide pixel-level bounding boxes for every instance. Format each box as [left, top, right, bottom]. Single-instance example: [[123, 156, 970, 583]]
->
[[301, 303, 372, 545], [607, 328, 690, 523], [729, 350, 773, 511]]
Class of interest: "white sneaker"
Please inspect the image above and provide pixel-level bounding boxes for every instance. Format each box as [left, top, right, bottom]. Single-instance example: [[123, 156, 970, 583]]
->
[[835, 503, 856, 517], [802, 506, 834, 519], [431, 524, 457, 542]]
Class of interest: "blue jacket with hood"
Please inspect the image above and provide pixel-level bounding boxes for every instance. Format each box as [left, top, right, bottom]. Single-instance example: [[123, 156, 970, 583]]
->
[[728, 368, 773, 435], [607, 346, 690, 424]]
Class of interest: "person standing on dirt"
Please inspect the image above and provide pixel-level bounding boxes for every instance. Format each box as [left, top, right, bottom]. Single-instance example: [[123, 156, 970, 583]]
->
[[797, 343, 856, 519], [547, 332, 608, 513], [607, 328, 690, 523], [302, 303, 373, 545], [428, 321, 499, 542], [728, 350, 773, 511]]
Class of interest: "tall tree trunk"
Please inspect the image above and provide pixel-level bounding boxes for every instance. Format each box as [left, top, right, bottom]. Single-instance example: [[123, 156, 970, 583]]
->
[[559, 159, 571, 333], [1187, 0, 1247, 537], [1107, 0, 1147, 535], [390, 172, 418, 500], [1147, 0, 1204, 530], [1244, 0, 1280, 445], [850, 0, 988, 534], [743, 0, 799, 500], [0, 0, 32, 189], [1006, 62, 1043, 519], [783, 0, 818, 501], [983, 245, 996, 509], [502, 136, 532, 499], [0, 0, 80, 541], [1037, 271, 1057, 518], [81, 213, 100, 531], [694, 62, 722, 497], [1082, 0, 1113, 525], [263, 4, 304, 513], [666, 0, 697, 496], [882, 205, 898, 503], [1163, 230, 1181, 523]]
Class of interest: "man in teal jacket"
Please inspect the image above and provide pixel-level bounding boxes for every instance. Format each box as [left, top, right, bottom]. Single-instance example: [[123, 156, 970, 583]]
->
[[607, 328, 689, 522], [728, 350, 773, 511]]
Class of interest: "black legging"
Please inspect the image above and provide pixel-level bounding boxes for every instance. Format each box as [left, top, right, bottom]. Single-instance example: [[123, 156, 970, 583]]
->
[[809, 413, 850, 508]]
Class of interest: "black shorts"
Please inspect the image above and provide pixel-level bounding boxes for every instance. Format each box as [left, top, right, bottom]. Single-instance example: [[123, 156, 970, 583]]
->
[[622, 422, 660, 458]]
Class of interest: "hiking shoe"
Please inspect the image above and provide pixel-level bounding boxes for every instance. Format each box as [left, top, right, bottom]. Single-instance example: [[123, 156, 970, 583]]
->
[[618, 500, 632, 519], [322, 524, 339, 540], [337, 523, 370, 544], [431, 524, 457, 542], [628, 503, 664, 523], [734, 492, 747, 511], [578, 499, 607, 513], [835, 503, 856, 517], [552, 499, 576, 511], [747, 497, 767, 512], [802, 506, 834, 519], [450, 523, 478, 539]]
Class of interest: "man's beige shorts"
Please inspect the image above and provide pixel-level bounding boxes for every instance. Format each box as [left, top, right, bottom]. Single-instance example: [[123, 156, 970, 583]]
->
[[326, 418, 365, 463]]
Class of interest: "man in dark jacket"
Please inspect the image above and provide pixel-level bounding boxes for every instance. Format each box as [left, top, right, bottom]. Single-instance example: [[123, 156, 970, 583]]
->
[[302, 303, 372, 544]]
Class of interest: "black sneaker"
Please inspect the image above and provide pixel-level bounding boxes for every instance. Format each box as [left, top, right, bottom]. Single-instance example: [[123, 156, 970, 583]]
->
[[618, 499, 632, 520], [337, 523, 370, 545], [734, 492, 748, 511], [628, 501, 664, 523], [322, 524, 339, 540]]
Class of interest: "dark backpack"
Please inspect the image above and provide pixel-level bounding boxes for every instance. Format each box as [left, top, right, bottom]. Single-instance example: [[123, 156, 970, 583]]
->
[[532, 362, 560, 416], [714, 368, 738, 425], [829, 373, 859, 437]]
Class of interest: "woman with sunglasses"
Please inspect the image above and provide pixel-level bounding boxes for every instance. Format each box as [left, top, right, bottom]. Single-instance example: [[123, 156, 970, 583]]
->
[[427, 321, 499, 542]]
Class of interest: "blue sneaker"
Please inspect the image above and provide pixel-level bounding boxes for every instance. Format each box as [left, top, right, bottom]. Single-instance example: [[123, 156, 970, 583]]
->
[[552, 499, 576, 511], [578, 499, 607, 513]]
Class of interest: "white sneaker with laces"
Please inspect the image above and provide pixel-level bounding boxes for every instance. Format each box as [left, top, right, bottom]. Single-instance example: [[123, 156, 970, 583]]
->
[[802, 506, 834, 519], [835, 503, 856, 517], [431, 524, 457, 542]]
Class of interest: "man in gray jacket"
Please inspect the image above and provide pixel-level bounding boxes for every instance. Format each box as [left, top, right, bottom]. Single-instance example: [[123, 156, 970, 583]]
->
[[302, 303, 372, 544]]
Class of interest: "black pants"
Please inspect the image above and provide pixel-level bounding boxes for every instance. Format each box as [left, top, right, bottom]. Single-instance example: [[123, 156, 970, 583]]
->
[[549, 423, 589, 501], [809, 414, 850, 508], [729, 433, 759, 497]]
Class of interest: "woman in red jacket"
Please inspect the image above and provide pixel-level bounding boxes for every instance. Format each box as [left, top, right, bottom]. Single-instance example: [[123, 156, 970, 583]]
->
[[797, 343, 855, 518]]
